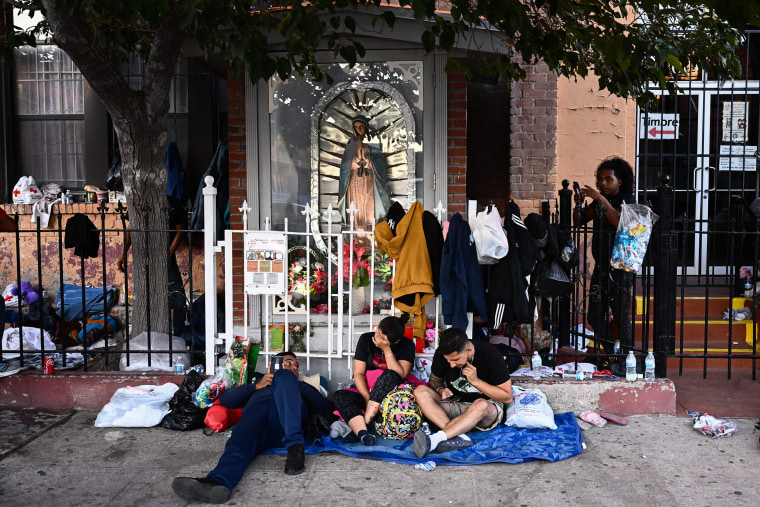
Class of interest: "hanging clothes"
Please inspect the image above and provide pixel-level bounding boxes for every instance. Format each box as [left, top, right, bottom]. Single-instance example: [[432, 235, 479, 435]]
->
[[64, 214, 100, 259], [189, 141, 229, 242], [440, 213, 488, 331], [487, 201, 541, 328], [375, 201, 435, 339], [166, 141, 189, 203]]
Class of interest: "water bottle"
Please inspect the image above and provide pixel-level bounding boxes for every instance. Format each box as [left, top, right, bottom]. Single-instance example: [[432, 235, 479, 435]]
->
[[625, 351, 636, 382], [173, 356, 185, 375], [645, 349, 655, 382], [531, 351, 542, 380], [422, 422, 431, 436], [611, 339, 621, 373]]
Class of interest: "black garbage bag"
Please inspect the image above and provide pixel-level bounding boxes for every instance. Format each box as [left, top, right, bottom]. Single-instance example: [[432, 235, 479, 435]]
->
[[162, 369, 207, 431], [304, 411, 338, 443]]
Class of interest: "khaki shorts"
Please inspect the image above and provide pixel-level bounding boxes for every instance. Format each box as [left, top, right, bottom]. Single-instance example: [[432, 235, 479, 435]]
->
[[443, 399, 505, 431]]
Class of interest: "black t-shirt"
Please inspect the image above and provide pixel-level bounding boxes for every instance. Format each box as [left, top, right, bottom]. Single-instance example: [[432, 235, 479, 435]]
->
[[354, 331, 416, 371], [591, 192, 635, 264], [431, 340, 511, 403]]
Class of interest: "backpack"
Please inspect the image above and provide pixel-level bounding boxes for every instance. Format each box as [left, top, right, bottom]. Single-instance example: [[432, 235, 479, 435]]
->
[[374, 382, 422, 440]]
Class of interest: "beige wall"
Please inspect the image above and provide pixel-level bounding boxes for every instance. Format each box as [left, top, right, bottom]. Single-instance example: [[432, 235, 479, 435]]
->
[[557, 76, 638, 189]]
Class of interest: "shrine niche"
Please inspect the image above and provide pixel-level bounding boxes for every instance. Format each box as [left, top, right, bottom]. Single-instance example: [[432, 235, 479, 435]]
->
[[310, 81, 416, 252]]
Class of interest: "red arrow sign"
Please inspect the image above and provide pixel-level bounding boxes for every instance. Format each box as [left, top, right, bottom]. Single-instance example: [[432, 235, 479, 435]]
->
[[649, 127, 676, 137]]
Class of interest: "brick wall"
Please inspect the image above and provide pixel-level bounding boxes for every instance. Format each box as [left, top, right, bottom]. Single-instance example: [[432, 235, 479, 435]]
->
[[446, 71, 468, 216], [227, 72, 247, 316], [509, 62, 558, 216]]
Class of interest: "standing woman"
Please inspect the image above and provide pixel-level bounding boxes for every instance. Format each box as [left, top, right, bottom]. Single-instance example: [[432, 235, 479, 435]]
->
[[574, 157, 636, 354], [332, 314, 414, 445]]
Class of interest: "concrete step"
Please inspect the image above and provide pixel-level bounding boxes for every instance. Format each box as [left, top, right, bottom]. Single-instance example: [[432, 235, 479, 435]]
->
[[635, 295, 754, 318]]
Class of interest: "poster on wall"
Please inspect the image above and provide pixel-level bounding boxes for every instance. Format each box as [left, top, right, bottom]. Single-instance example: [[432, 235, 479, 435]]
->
[[722, 101, 748, 143], [244, 232, 287, 295]]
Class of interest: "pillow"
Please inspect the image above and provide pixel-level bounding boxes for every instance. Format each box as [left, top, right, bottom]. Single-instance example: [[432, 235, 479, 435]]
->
[[301, 373, 328, 397]]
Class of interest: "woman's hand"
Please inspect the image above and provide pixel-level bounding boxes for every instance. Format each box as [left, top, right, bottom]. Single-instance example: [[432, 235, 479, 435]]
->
[[372, 329, 392, 353]]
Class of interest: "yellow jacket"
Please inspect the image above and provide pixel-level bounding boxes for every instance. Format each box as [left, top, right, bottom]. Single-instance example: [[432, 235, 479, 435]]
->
[[375, 201, 434, 339]]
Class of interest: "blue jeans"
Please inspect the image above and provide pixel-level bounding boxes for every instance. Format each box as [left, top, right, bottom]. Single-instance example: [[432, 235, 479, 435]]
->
[[207, 370, 307, 489]]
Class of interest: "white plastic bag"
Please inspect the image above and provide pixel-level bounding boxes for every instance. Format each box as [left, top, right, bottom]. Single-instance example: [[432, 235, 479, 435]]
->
[[1, 327, 56, 359], [610, 203, 659, 273], [12, 176, 42, 204], [119, 331, 190, 372], [94, 383, 179, 427], [505, 386, 557, 430], [471, 207, 509, 265]]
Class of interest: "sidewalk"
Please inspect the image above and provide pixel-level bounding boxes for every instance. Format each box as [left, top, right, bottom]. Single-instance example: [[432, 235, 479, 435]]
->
[[1, 408, 758, 506]]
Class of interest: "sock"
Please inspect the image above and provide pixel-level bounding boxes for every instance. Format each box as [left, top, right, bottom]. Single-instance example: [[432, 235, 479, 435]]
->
[[429, 430, 447, 452]]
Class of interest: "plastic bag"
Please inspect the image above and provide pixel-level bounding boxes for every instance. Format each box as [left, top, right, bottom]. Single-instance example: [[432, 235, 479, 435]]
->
[[193, 366, 227, 409], [12, 176, 42, 204], [94, 383, 178, 427], [119, 332, 190, 372], [505, 386, 557, 430], [610, 203, 659, 273], [687, 410, 738, 438], [1, 326, 56, 360], [471, 207, 509, 265], [223, 336, 259, 387], [536, 260, 573, 297], [162, 369, 207, 431]]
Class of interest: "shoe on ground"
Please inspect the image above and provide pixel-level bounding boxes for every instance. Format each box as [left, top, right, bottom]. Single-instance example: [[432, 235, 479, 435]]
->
[[284, 443, 305, 475], [172, 477, 230, 504], [436, 435, 475, 453], [360, 432, 376, 446], [413, 428, 432, 459], [580, 410, 607, 428]]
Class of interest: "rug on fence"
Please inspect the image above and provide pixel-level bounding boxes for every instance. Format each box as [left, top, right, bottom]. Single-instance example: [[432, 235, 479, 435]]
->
[[263, 411, 584, 466]]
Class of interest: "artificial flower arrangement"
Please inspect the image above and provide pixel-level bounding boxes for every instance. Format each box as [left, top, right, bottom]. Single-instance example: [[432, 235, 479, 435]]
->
[[287, 322, 312, 352]]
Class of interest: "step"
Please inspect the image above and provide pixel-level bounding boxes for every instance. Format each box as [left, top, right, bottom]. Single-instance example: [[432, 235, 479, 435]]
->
[[635, 296, 752, 318], [633, 320, 760, 350]]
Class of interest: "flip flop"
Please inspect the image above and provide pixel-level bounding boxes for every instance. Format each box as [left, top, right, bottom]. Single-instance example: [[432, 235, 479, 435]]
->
[[599, 412, 628, 425], [592, 370, 620, 380], [575, 417, 593, 430], [580, 410, 607, 428]]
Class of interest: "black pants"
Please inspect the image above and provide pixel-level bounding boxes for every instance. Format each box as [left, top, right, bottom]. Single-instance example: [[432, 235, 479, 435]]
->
[[332, 369, 404, 423], [587, 267, 634, 351]]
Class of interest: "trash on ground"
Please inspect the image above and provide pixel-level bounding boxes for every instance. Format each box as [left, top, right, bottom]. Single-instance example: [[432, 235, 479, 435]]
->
[[687, 410, 738, 438], [722, 307, 751, 321]]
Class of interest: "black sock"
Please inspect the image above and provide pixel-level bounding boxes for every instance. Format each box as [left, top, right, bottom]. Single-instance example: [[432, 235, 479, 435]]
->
[[357, 429, 369, 439]]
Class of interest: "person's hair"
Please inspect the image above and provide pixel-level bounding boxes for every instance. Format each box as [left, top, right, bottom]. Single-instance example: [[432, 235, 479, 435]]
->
[[276, 351, 296, 360], [596, 157, 634, 195], [377, 314, 410, 344], [438, 328, 469, 355]]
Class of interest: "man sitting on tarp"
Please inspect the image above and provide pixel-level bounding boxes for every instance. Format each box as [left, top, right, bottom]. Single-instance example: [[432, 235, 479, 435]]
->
[[171, 351, 334, 504], [412, 328, 513, 459]]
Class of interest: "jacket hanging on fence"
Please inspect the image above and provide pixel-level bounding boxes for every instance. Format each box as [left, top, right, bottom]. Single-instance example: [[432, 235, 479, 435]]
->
[[190, 141, 229, 242], [375, 201, 435, 339], [166, 141, 189, 203], [486, 201, 541, 328], [440, 213, 488, 330], [64, 214, 100, 259]]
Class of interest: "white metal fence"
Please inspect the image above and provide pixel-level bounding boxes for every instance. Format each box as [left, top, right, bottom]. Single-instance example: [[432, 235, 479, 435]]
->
[[202, 176, 446, 379]]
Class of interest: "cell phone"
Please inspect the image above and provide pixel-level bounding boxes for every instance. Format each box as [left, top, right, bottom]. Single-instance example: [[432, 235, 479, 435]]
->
[[573, 181, 582, 196], [441, 396, 461, 403], [269, 355, 283, 374]]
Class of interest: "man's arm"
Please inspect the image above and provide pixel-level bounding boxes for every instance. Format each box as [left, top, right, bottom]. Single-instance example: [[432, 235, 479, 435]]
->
[[463, 362, 513, 404], [117, 226, 131, 272]]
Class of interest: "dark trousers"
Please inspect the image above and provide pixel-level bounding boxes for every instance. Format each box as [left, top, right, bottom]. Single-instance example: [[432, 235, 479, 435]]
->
[[207, 370, 306, 489], [587, 267, 634, 351], [332, 369, 403, 423], [168, 253, 187, 338]]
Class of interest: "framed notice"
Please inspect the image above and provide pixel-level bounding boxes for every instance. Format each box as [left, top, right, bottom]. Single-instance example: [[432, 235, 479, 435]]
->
[[244, 231, 287, 295], [722, 101, 748, 143]]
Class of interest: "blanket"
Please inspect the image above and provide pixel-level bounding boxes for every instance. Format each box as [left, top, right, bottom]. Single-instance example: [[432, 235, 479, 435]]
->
[[264, 411, 584, 465]]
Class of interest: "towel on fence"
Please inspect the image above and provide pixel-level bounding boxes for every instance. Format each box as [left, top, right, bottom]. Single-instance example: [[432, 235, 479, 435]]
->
[[263, 411, 584, 466]]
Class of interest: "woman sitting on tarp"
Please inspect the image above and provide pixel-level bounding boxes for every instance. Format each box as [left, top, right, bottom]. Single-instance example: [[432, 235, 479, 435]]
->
[[332, 314, 416, 445]]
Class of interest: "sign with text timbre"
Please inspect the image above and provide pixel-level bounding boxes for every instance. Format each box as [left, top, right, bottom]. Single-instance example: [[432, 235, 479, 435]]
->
[[639, 113, 679, 140]]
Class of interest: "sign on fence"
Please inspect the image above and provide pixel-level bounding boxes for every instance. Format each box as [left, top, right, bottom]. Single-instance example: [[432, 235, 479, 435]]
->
[[244, 232, 287, 294]]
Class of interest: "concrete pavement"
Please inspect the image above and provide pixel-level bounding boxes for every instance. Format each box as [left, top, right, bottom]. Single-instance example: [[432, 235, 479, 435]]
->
[[0, 408, 759, 506]]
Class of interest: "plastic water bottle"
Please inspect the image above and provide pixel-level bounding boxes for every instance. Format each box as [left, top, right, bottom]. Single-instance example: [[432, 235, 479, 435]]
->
[[414, 460, 436, 471], [645, 349, 655, 383], [173, 356, 185, 375], [531, 351, 542, 380], [625, 351, 636, 382], [422, 422, 431, 436]]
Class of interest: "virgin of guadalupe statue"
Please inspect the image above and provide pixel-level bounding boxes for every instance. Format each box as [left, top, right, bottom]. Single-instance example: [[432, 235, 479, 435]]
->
[[337, 115, 390, 248]]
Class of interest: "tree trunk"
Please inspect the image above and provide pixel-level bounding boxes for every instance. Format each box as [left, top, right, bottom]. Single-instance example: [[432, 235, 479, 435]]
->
[[117, 124, 172, 335]]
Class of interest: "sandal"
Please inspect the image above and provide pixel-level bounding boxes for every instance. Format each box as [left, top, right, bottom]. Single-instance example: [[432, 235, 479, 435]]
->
[[599, 412, 628, 425], [580, 410, 607, 428], [592, 370, 620, 380]]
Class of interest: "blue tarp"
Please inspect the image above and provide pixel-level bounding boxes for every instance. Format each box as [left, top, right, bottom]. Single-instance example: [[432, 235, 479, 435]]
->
[[56, 284, 118, 321], [264, 411, 584, 466]]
